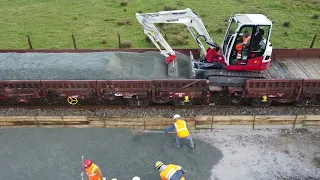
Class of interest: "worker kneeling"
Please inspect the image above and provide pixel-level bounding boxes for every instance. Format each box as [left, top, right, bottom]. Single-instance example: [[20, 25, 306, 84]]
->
[[155, 161, 187, 180], [165, 114, 195, 149]]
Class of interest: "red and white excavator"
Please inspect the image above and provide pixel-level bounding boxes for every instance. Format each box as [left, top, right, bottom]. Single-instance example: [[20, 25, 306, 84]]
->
[[136, 8, 273, 80]]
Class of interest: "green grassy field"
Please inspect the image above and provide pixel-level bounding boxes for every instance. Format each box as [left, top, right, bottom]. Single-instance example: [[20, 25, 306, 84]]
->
[[0, 0, 319, 49]]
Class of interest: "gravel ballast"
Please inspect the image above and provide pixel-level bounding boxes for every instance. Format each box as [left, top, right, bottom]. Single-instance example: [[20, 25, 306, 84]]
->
[[0, 52, 189, 80], [0, 128, 222, 180], [1, 106, 320, 116]]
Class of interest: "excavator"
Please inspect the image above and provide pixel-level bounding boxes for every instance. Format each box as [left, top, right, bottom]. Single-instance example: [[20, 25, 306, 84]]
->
[[136, 8, 273, 84]]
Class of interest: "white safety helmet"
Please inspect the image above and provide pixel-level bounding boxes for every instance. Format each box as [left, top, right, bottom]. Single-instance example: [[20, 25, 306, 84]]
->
[[132, 176, 141, 180], [173, 114, 181, 120]]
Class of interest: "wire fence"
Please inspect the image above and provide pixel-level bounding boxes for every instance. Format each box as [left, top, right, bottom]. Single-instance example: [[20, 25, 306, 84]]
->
[[24, 33, 318, 50]]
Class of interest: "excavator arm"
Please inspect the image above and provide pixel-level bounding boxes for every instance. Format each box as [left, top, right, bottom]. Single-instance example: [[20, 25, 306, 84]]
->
[[136, 8, 219, 77]]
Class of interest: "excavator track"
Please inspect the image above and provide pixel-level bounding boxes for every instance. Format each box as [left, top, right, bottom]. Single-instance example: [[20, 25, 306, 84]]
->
[[203, 69, 267, 87]]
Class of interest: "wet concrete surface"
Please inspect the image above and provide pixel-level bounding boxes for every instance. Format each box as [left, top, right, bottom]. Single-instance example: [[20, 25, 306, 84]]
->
[[0, 128, 222, 180]]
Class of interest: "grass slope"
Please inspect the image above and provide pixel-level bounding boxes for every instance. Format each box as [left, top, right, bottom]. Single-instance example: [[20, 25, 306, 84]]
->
[[0, 0, 319, 49]]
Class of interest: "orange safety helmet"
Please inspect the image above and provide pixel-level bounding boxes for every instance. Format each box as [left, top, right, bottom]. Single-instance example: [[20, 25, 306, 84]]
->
[[84, 159, 93, 168], [236, 44, 243, 51]]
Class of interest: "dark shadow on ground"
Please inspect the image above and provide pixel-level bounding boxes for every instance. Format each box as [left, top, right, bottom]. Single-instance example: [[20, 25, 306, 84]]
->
[[0, 128, 222, 180]]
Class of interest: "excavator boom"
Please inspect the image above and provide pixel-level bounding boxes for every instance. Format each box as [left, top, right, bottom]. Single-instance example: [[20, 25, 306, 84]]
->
[[136, 8, 219, 77]]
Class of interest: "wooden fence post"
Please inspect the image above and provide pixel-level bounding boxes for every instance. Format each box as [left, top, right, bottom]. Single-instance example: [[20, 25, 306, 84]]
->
[[27, 35, 33, 49], [72, 33, 77, 49], [194, 117, 198, 130], [103, 113, 106, 128], [61, 116, 66, 128], [310, 34, 317, 48], [118, 33, 121, 48], [33, 116, 38, 127], [292, 115, 298, 129], [210, 116, 214, 131]]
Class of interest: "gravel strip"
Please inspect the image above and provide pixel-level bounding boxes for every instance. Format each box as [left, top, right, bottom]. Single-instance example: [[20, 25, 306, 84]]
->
[[194, 129, 320, 180], [0, 51, 189, 80], [0, 106, 320, 116]]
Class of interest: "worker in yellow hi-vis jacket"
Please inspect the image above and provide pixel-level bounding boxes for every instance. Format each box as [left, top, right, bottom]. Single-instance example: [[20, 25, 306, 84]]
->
[[155, 161, 187, 180], [165, 114, 195, 149]]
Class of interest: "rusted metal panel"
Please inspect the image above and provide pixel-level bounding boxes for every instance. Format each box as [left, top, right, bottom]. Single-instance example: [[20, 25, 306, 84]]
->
[[272, 48, 320, 59], [0, 80, 41, 89], [245, 79, 302, 98], [154, 80, 209, 100], [153, 79, 208, 91], [97, 80, 153, 98], [41, 80, 96, 89], [0, 80, 42, 99], [97, 80, 153, 90], [297, 49, 320, 58], [159, 91, 204, 98], [272, 49, 299, 59], [295, 79, 320, 104], [40, 80, 96, 98], [300, 79, 320, 94]]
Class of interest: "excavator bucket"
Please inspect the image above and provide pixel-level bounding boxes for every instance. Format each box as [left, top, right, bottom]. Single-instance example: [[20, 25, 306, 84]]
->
[[168, 59, 179, 77], [188, 51, 197, 79], [166, 54, 179, 77]]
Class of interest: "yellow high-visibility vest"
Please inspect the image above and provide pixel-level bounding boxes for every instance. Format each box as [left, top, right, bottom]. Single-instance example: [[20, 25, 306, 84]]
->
[[160, 164, 182, 180], [174, 119, 190, 138]]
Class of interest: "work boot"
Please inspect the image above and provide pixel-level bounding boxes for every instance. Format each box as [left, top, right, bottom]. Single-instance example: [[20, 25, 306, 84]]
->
[[173, 143, 180, 149], [189, 144, 195, 149]]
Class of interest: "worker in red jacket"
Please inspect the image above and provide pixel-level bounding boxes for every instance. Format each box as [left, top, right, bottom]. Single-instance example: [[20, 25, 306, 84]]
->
[[83, 159, 104, 180], [155, 161, 187, 180], [165, 114, 195, 149]]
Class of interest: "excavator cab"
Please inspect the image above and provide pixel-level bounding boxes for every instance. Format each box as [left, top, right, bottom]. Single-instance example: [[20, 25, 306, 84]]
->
[[220, 14, 273, 71]]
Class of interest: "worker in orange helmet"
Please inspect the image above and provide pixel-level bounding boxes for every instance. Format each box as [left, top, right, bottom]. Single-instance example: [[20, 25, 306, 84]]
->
[[165, 114, 195, 149], [235, 44, 243, 60], [155, 161, 187, 180], [242, 30, 251, 46], [83, 159, 104, 180], [235, 29, 251, 60]]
